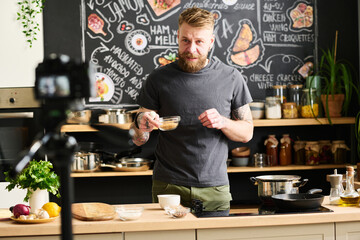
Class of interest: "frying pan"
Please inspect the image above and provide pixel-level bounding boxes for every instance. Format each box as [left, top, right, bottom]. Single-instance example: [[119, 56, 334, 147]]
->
[[271, 189, 324, 210]]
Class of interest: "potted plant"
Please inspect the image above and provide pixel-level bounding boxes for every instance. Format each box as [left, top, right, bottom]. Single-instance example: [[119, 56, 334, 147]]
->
[[4, 159, 60, 210], [318, 31, 360, 123]]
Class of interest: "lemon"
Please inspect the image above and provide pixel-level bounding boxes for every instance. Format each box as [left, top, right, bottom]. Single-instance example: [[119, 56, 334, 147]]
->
[[42, 202, 61, 218]]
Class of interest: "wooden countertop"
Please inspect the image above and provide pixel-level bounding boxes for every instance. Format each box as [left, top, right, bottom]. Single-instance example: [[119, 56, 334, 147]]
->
[[1, 197, 360, 237]]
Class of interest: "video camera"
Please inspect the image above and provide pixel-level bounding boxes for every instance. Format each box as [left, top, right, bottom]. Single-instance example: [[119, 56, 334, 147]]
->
[[34, 54, 95, 131], [35, 54, 95, 100]]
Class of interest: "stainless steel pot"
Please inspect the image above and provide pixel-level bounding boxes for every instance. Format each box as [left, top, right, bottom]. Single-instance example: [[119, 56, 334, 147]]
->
[[72, 152, 101, 172], [99, 109, 133, 124], [250, 175, 308, 199]]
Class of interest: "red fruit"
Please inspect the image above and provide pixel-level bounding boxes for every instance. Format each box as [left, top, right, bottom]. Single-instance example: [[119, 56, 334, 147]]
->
[[13, 204, 31, 218]]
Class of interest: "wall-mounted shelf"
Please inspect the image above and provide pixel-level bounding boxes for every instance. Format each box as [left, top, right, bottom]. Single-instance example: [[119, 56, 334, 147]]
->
[[61, 117, 355, 132], [70, 164, 347, 178]]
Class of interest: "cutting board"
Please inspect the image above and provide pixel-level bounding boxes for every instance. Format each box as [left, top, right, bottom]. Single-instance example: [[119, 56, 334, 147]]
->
[[72, 202, 116, 221]]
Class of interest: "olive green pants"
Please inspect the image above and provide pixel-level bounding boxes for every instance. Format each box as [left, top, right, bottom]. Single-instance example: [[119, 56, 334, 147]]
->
[[152, 179, 232, 211]]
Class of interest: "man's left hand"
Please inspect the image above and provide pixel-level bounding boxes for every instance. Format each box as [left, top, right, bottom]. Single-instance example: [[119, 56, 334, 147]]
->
[[198, 108, 225, 129]]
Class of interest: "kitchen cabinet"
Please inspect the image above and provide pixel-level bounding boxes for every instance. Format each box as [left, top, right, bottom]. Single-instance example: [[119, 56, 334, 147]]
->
[[197, 223, 334, 240], [124, 230, 195, 240], [0, 233, 123, 240], [335, 222, 360, 240]]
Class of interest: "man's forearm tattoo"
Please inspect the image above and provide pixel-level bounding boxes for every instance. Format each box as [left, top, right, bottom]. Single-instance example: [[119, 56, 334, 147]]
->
[[133, 131, 150, 145], [232, 105, 253, 122]]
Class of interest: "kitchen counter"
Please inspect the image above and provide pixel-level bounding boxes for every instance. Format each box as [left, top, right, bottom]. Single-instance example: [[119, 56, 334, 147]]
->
[[1, 197, 360, 238]]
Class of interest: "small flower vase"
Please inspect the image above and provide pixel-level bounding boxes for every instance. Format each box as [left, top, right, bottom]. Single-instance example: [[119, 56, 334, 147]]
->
[[29, 189, 49, 211]]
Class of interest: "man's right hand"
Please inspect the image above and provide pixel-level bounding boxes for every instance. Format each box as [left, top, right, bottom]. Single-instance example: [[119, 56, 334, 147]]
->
[[136, 111, 160, 132]]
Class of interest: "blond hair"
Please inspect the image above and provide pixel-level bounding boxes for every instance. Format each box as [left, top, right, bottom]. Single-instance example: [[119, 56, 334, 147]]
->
[[178, 7, 214, 29]]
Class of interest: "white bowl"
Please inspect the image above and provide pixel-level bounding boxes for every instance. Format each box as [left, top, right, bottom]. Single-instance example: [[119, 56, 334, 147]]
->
[[116, 206, 144, 221], [157, 194, 180, 209]]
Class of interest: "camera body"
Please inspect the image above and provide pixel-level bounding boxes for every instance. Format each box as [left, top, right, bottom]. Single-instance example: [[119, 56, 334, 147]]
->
[[35, 54, 95, 100]]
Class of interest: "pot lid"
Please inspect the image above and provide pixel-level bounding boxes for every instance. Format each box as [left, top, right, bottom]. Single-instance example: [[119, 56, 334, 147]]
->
[[255, 175, 301, 181]]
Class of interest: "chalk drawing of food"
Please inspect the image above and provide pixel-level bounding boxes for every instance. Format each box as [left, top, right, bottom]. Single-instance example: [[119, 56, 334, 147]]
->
[[153, 49, 178, 68], [94, 73, 114, 102], [289, 2, 313, 29], [227, 19, 264, 68], [88, 13, 107, 36], [147, 0, 181, 16], [125, 30, 151, 56]]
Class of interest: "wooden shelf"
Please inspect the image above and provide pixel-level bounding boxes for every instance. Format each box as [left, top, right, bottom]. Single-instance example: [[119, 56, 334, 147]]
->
[[61, 117, 355, 132], [70, 164, 347, 178]]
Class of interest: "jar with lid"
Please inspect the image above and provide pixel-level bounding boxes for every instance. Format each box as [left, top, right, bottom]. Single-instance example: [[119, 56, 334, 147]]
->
[[293, 141, 306, 165], [280, 134, 292, 165], [272, 85, 287, 103], [305, 141, 320, 165], [301, 88, 319, 118], [265, 97, 281, 119], [288, 84, 303, 115], [340, 166, 360, 206], [332, 140, 350, 164], [318, 140, 332, 164], [264, 135, 278, 166], [282, 102, 298, 119]]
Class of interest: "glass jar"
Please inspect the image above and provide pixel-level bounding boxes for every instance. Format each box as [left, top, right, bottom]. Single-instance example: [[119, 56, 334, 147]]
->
[[332, 140, 350, 164], [265, 97, 281, 119], [264, 135, 278, 166], [301, 88, 319, 118], [272, 85, 287, 103], [305, 141, 320, 165], [318, 140, 332, 164], [288, 84, 303, 115], [280, 134, 292, 165], [282, 102, 298, 119], [293, 141, 306, 165]]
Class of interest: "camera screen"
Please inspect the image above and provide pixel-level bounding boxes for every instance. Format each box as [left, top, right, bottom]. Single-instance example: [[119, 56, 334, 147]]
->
[[38, 75, 71, 98]]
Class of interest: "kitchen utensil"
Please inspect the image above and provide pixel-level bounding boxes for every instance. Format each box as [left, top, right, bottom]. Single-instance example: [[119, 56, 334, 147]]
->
[[232, 157, 249, 166], [271, 189, 324, 210], [231, 147, 250, 157], [67, 110, 92, 124], [157, 194, 180, 209], [72, 152, 101, 172], [250, 175, 308, 201], [328, 169, 344, 205], [99, 109, 134, 124], [10, 216, 58, 224], [159, 116, 181, 131], [116, 206, 144, 221], [72, 202, 116, 221], [100, 158, 153, 172]]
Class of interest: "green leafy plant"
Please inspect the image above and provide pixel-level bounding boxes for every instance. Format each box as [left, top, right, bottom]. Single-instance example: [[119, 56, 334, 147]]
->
[[5, 160, 60, 202], [17, 0, 45, 48], [318, 31, 360, 123]]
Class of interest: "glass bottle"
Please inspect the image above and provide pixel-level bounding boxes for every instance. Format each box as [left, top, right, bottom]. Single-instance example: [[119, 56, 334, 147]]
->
[[280, 134, 292, 165], [288, 84, 303, 107], [264, 135, 278, 166], [301, 88, 319, 118], [332, 140, 350, 164], [340, 166, 360, 206], [265, 97, 281, 119], [305, 141, 320, 165], [293, 141, 306, 165], [279, 145, 287, 166]]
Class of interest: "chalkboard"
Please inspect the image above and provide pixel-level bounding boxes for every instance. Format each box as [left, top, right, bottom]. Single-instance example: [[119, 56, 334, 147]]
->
[[80, 0, 316, 107]]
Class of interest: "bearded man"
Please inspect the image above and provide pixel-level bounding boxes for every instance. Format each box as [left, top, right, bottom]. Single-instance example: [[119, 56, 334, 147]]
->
[[130, 7, 253, 214]]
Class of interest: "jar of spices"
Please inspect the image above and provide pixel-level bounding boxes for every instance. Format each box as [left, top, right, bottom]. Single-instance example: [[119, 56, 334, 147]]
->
[[305, 141, 320, 165], [264, 135, 279, 166], [282, 102, 298, 119], [301, 88, 319, 118], [272, 85, 287, 103], [318, 140, 332, 164], [265, 97, 282, 119], [280, 134, 292, 165], [294, 141, 306, 165], [332, 140, 350, 164]]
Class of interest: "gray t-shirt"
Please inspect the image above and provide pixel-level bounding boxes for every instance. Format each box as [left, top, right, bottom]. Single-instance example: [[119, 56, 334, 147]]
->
[[137, 57, 252, 187]]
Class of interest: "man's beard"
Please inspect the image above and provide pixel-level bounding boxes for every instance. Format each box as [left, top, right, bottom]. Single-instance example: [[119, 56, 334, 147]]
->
[[178, 51, 208, 73]]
